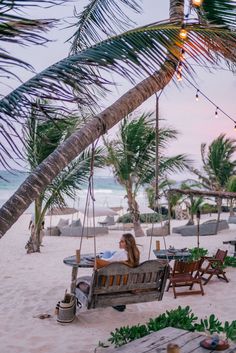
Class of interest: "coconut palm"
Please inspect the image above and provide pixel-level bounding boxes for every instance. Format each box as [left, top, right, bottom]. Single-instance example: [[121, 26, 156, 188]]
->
[[190, 134, 236, 233], [1, 0, 236, 237], [24, 106, 105, 252], [226, 175, 236, 216], [104, 112, 190, 236]]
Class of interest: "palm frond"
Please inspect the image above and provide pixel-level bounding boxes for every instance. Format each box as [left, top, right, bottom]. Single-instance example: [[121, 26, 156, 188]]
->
[[193, 0, 236, 29], [0, 1, 71, 78], [43, 146, 105, 208], [1, 21, 236, 167], [70, 0, 142, 50], [159, 154, 192, 175]]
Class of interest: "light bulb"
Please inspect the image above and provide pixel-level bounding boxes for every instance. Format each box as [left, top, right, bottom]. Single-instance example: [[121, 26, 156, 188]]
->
[[179, 28, 188, 40], [180, 49, 186, 60], [195, 90, 199, 101], [176, 71, 182, 81], [192, 0, 203, 6]]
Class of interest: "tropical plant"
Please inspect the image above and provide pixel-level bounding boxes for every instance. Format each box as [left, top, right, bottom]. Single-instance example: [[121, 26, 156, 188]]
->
[[24, 106, 105, 252], [104, 112, 189, 236], [226, 175, 236, 216], [190, 134, 236, 233], [106, 306, 236, 348], [1, 0, 236, 238], [179, 180, 205, 224]]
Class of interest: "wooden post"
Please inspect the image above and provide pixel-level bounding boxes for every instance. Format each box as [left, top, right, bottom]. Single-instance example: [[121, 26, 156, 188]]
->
[[71, 266, 78, 294]]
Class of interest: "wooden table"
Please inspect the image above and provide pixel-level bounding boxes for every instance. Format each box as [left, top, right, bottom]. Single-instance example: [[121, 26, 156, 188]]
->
[[104, 327, 236, 352], [63, 254, 95, 293], [153, 249, 191, 261]]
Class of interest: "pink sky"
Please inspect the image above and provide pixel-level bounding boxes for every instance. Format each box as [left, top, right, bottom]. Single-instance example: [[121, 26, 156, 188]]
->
[[2, 0, 236, 180]]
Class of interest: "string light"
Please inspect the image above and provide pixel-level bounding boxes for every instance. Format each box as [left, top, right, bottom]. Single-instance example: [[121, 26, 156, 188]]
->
[[192, 0, 203, 6], [195, 89, 199, 101], [176, 70, 182, 81], [179, 75, 236, 131], [179, 27, 188, 40], [181, 49, 186, 60]]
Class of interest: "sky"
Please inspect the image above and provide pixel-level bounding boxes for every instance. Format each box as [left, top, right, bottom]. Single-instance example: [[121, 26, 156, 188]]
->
[[1, 0, 236, 181]]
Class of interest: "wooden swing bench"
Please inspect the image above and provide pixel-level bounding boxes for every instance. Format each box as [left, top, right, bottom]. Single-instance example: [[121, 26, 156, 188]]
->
[[76, 259, 170, 309]]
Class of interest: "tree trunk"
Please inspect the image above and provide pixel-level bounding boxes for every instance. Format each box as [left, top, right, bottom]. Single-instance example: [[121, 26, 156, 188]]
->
[[0, 0, 184, 238], [214, 197, 222, 235], [126, 181, 145, 237], [25, 197, 43, 253]]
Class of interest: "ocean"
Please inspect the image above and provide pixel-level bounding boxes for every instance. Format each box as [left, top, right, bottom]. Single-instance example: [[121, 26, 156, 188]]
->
[[0, 170, 147, 213]]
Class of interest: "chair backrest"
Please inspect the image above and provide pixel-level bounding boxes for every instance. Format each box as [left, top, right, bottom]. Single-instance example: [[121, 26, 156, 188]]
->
[[173, 260, 201, 275], [87, 259, 169, 309], [215, 249, 228, 262]]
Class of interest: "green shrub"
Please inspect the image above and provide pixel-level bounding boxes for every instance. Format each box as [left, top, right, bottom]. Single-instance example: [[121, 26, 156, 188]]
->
[[224, 256, 236, 268], [188, 247, 208, 261], [117, 213, 167, 223], [201, 204, 217, 214], [106, 306, 236, 348]]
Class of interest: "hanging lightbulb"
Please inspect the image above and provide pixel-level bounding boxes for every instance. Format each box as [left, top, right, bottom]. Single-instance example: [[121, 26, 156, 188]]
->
[[195, 89, 199, 101], [192, 0, 203, 6], [180, 48, 186, 61], [179, 27, 188, 40], [176, 70, 182, 81], [215, 107, 218, 117]]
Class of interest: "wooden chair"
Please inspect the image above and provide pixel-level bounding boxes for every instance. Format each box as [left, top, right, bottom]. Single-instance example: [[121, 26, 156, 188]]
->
[[76, 260, 169, 309], [166, 260, 204, 299], [200, 249, 229, 285]]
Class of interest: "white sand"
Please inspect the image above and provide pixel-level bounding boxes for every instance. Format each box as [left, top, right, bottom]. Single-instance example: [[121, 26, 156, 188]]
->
[[0, 213, 236, 353]]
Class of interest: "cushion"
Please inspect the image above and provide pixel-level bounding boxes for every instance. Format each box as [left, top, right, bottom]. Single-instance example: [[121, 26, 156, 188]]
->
[[46, 226, 60, 236], [57, 218, 69, 227], [70, 219, 82, 227]]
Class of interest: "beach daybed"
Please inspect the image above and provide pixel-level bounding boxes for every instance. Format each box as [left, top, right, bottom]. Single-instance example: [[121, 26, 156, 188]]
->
[[146, 222, 169, 237], [46, 218, 108, 237], [228, 216, 236, 224], [60, 226, 108, 237], [172, 219, 229, 236]]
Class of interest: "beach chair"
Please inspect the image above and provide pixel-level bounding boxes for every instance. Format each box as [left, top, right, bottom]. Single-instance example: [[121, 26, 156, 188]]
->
[[166, 259, 204, 298], [76, 260, 169, 309], [200, 249, 229, 285]]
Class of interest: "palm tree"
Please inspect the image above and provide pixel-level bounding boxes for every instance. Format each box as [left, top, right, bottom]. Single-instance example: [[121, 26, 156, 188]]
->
[[190, 134, 236, 233], [226, 175, 236, 216], [24, 106, 105, 252], [1, 0, 236, 237], [104, 112, 189, 236]]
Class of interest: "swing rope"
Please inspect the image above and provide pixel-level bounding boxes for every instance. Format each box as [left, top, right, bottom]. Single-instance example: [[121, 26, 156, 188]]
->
[[78, 138, 100, 270], [148, 90, 169, 261]]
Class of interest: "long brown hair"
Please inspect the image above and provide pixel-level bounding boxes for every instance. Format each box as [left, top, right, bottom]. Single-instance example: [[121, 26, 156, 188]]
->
[[122, 233, 140, 267]]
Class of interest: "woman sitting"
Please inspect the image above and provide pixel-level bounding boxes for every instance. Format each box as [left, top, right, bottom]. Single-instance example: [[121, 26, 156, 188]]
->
[[76, 233, 140, 311]]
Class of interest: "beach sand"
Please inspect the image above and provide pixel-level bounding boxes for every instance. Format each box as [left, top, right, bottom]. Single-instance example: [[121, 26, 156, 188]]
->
[[0, 213, 235, 353]]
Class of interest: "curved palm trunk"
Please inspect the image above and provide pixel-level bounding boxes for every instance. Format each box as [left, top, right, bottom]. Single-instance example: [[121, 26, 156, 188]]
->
[[0, 0, 184, 238]]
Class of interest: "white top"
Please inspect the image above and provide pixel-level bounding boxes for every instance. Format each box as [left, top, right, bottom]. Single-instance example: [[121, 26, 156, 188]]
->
[[101, 249, 128, 262]]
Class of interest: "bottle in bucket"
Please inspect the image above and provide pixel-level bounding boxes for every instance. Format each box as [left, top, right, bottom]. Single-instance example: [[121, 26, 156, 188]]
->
[[156, 240, 160, 251], [76, 249, 80, 263]]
